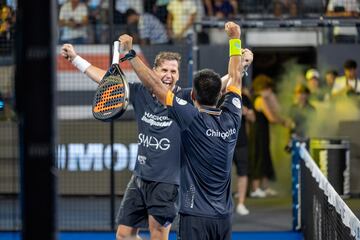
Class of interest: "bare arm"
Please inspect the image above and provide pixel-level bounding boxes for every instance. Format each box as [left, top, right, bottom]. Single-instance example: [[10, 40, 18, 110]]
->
[[61, 44, 106, 84], [224, 22, 242, 91], [221, 48, 253, 92], [119, 34, 168, 104]]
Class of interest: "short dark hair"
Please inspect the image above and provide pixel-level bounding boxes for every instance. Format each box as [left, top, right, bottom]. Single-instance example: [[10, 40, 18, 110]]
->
[[326, 69, 338, 77], [153, 52, 181, 69], [125, 8, 138, 19], [344, 59, 357, 69], [193, 69, 221, 106]]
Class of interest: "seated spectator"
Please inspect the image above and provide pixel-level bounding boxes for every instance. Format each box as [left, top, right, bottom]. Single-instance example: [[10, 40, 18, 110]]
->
[[166, 0, 197, 43], [125, 8, 168, 45], [206, 0, 238, 19], [59, 0, 89, 44], [325, 0, 359, 43], [332, 59, 360, 96], [273, 0, 298, 18]]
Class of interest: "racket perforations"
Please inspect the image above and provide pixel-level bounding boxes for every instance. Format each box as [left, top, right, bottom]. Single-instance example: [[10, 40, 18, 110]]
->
[[93, 82, 125, 113]]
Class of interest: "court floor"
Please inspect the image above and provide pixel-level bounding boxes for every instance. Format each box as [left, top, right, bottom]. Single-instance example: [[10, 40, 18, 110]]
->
[[1, 231, 303, 240]]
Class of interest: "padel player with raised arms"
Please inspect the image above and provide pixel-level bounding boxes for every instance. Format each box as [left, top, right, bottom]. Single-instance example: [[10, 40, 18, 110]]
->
[[61, 45, 187, 239], [119, 21, 251, 239]]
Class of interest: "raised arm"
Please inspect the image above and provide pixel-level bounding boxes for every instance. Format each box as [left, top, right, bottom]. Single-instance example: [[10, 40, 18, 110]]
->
[[221, 48, 253, 93], [61, 44, 106, 84], [119, 34, 168, 104]]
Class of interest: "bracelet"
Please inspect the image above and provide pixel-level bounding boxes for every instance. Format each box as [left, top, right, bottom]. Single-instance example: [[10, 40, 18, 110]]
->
[[229, 39, 242, 57], [72, 55, 91, 73], [124, 49, 136, 61]]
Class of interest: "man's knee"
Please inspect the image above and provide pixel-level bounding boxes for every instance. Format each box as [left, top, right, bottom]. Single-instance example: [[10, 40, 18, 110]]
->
[[116, 225, 140, 240]]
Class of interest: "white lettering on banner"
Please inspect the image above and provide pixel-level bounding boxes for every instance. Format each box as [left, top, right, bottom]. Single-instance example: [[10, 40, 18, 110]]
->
[[138, 133, 170, 151], [141, 111, 173, 127], [56, 143, 138, 171], [205, 128, 236, 140]]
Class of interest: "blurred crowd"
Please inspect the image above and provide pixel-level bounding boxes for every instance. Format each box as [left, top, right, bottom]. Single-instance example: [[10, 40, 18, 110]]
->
[[231, 58, 360, 215], [56, 0, 360, 44]]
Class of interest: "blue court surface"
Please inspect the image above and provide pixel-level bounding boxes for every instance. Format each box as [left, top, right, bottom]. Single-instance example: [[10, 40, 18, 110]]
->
[[1, 231, 303, 240]]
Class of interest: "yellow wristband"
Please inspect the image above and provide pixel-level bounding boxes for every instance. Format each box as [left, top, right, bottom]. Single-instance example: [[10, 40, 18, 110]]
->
[[229, 39, 242, 57]]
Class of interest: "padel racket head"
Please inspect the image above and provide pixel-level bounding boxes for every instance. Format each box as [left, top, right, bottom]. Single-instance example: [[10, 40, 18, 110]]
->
[[92, 67, 130, 121]]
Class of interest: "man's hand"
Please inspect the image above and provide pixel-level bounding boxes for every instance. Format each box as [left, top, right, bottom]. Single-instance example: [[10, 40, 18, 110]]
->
[[118, 34, 133, 53], [61, 44, 77, 62], [225, 21, 241, 39]]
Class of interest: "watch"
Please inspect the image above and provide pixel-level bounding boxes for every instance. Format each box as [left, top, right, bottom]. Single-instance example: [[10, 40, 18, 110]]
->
[[124, 49, 136, 61]]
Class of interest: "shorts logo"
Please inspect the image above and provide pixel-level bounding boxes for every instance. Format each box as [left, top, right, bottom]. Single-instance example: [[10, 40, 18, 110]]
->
[[176, 97, 187, 105], [232, 97, 241, 109]]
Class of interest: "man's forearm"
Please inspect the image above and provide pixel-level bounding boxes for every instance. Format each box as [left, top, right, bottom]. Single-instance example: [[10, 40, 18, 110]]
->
[[228, 53, 241, 89]]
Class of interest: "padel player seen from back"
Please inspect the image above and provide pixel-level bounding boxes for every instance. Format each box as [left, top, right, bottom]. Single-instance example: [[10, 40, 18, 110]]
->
[[119, 21, 248, 239]]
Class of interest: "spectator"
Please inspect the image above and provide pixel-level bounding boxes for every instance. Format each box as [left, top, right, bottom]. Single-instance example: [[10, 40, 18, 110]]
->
[[167, 0, 197, 42], [305, 68, 325, 102], [273, 0, 298, 18], [59, 0, 89, 44], [249, 74, 291, 198], [86, 0, 109, 43], [0, 4, 15, 53], [288, 84, 316, 139], [125, 8, 169, 45], [152, 0, 170, 24], [204, 0, 238, 19], [324, 69, 338, 100], [326, 0, 359, 43], [332, 59, 360, 96], [232, 87, 255, 215]]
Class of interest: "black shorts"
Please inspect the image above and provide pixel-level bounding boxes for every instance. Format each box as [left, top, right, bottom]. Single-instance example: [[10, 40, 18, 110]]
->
[[233, 145, 248, 176], [178, 214, 232, 240], [116, 175, 179, 228]]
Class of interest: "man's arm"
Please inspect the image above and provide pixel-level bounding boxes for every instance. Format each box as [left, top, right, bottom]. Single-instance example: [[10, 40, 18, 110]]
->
[[119, 34, 168, 104], [220, 48, 253, 93], [224, 22, 242, 93], [61, 44, 106, 84]]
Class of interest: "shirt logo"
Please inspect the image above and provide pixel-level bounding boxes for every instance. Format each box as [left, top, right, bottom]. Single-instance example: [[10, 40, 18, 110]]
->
[[232, 97, 241, 109], [206, 128, 236, 140], [138, 133, 171, 151], [141, 111, 173, 127], [176, 97, 187, 105]]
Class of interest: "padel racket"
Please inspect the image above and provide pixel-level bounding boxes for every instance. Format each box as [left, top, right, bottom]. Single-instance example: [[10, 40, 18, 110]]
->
[[92, 41, 130, 121]]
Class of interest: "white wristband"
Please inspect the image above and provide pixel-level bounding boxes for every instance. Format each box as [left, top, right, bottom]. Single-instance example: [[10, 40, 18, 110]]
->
[[72, 55, 91, 73]]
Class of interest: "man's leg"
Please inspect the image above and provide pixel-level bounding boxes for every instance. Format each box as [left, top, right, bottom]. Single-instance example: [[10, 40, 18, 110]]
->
[[116, 225, 141, 240], [148, 215, 171, 240], [116, 176, 148, 239]]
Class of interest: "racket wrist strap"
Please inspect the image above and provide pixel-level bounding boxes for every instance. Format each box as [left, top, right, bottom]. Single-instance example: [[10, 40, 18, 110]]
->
[[124, 49, 136, 61], [72, 55, 91, 73]]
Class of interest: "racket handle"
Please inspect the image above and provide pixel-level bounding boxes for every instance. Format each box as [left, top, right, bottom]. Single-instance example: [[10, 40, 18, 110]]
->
[[112, 41, 120, 64]]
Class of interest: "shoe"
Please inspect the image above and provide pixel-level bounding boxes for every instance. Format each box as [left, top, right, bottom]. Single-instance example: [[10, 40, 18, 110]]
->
[[264, 188, 278, 197], [236, 204, 249, 215], [250, 188, 266, 198]]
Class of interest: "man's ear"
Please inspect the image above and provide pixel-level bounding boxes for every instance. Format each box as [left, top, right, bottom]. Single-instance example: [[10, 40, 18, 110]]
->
[[191, 90, 195, 102]]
